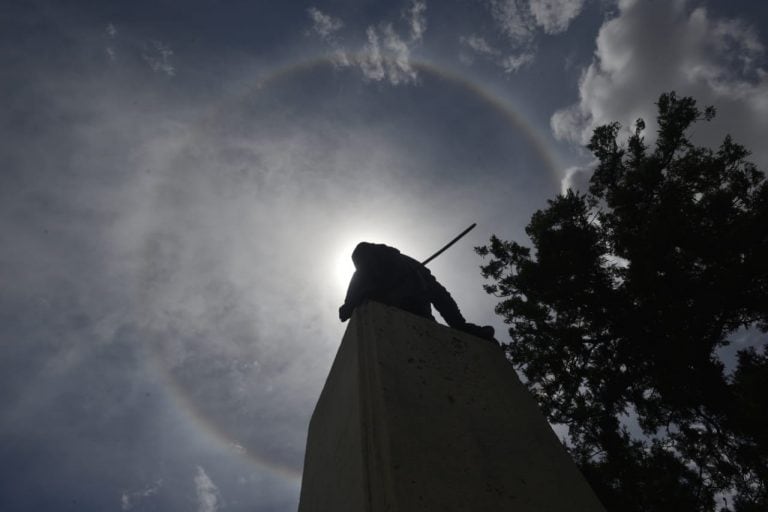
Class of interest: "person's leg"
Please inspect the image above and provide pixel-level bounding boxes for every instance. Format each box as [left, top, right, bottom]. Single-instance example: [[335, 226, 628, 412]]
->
[[430, 280, 496, 341], [430, 281, 466, 327], [400, 296, 435, 321], [459, 323, 496, 341]]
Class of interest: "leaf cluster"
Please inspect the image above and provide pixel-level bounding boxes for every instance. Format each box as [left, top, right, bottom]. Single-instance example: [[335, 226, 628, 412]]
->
[[477, 92, 768, 511]]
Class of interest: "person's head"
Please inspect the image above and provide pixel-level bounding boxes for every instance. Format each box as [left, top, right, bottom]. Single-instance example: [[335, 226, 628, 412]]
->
[[351, 242, 399, 271], [351, 242, 375, 271]]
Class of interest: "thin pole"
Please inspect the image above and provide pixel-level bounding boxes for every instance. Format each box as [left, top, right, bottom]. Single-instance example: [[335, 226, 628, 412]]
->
[[421, 223, 477, 266]]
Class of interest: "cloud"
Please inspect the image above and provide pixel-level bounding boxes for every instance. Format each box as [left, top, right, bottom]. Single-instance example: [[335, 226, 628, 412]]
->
[[488, 0, 584, 39], [499, 51, 535, 73], [337, 24, 419, 85], [356, 24, 417, 84], [459, 34, 534, 74], [104, 23, 118, 61], [460, 35, 499, 58], [143, 40, 175, 76], [307, 7, 343, 41], [305, 4, 423, 85], [560, 162, 596, 194], [194, 466, 221, 512], [382, 24, 418, 83], [466, 0, 584, 74], [121, 480, 162, 511], [354, 22, 418, 85], [404, 0, 427, 42], [488, 0, 536, 44], [306, 7, 350, 68], [359, 27, 386, 81], [550, 0, 768, 166], [528, 0, 586, 34]]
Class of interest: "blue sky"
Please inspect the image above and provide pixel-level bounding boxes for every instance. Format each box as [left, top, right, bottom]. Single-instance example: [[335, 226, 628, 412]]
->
[[1, 1, 767, 511]]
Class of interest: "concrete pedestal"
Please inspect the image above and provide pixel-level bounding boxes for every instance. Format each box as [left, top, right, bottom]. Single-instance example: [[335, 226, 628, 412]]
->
[[298, 301, 605, 512]]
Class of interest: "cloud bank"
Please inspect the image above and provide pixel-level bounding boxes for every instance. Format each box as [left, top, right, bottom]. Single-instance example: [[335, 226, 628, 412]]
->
[[551, 0, 768, 166]]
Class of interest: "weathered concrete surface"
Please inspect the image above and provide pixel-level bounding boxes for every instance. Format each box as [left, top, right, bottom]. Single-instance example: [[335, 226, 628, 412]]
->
[[298, 301, 605, 512]]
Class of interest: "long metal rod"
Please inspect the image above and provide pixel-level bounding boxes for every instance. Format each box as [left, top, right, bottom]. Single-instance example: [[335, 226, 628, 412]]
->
[[421, 223, 477, 266]]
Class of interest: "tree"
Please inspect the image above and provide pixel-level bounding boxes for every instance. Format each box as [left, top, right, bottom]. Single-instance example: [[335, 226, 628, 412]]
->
[[476, 92, 768, 511]]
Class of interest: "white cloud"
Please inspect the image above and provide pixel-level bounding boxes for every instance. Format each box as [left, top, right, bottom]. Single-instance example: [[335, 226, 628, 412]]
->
[[104, 23, 117, 61], [528, 0, 585, 34], [358, 24, 417, 84], [461, 35, 499, 57], [359, 27, 386, 81], [142, 40, 175, 76], [305, 7, 420, 85], [551, 0, 768, 166], [500, 51, 535, 73], [229, 441, 247, 454], [551, 103, 588, 142], [560, 162, 596, 194], [381, 24, 418, 84], [330, 48, 351, 68], [121, 480, 162, 510], [194, 466, 220, 512], [336, 25, 418, 85], [488, 0, 584, 38], [404, 0, 427, 42], [307, 7, 343, 41], [459, 34, 534, 74], [469, 0, 585, 74], [306, 7, 350, 70], [489, 0, 536, 44]]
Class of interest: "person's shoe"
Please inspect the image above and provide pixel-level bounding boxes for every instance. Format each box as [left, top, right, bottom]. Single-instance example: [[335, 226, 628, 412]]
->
[[478, 325, 495, 341], [460, 323, 495, 341]]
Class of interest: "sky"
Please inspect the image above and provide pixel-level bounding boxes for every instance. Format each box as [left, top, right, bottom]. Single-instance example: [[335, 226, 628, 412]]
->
[[1, 0, 767, 510]]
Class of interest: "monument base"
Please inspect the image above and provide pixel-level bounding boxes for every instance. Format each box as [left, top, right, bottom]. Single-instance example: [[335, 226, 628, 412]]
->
[[298, 301, 605, 512]]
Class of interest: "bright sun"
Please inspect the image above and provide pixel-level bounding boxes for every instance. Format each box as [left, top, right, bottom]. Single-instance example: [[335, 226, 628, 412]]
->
[[333, 242, 357, 294]]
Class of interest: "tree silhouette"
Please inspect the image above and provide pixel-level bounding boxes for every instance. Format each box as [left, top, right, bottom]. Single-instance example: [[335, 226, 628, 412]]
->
[[477, 92, 768, 511]]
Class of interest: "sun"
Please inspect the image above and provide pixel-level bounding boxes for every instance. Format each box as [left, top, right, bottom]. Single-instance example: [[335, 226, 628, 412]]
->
[[333, 241, 357, 294]]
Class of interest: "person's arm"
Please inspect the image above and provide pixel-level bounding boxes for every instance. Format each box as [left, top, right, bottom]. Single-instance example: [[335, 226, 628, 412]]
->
[[424, 268, 467, 328], [339, 271, 373, 321]]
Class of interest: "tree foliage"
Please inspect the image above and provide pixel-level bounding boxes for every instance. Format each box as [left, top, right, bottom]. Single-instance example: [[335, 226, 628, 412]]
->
[[477, 92, 768, 511]]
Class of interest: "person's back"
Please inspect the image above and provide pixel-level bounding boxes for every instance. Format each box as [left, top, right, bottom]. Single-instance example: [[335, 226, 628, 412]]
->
[[339, 242, 495, 341]]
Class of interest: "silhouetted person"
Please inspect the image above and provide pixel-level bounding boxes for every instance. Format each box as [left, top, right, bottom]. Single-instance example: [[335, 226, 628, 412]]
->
[[339, 242, 495, 341]]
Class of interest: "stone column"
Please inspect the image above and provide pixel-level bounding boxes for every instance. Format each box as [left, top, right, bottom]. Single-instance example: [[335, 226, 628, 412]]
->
[[298, 301, 605, 512]]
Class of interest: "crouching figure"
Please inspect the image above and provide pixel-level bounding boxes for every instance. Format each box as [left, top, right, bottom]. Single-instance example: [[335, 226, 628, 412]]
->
[[339, 242, 495, 341]]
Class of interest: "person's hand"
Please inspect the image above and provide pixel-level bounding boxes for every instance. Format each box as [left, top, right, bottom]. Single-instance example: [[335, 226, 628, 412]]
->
[[339, 304, 353, 322]]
